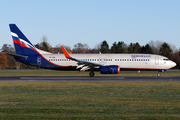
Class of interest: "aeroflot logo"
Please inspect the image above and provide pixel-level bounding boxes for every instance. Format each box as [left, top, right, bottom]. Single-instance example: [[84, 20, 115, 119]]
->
[[131, 55, 151, 58], [37, 56, 41, 65]]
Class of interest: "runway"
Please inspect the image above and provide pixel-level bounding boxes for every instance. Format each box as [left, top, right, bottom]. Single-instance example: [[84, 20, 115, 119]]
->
[[0, 76, 179, 81]]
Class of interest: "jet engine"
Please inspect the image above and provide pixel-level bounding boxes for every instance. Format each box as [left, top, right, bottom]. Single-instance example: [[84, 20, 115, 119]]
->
[[100, 65, 120, 74]]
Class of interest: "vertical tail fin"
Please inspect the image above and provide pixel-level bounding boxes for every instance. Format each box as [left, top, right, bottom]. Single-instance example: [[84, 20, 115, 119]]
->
[[9, 24, 38, 55]]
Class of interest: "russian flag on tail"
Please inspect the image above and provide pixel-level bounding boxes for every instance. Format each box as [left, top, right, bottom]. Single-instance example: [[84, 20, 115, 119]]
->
[[9, 24, 38, 55]]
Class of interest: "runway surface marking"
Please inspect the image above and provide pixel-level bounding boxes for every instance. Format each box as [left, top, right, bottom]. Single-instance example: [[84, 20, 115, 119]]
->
[[0, 76, 179, 81]]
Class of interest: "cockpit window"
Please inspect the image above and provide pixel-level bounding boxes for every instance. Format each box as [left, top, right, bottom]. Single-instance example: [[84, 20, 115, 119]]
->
[[163, 59, 169, 61]]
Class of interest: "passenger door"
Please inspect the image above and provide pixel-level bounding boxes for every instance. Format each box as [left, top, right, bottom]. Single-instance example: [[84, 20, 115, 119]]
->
[[155, 57, 159, 65]]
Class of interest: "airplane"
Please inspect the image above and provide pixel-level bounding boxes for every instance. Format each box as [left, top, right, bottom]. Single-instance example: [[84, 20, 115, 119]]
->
[[8, 24, 176, 77]]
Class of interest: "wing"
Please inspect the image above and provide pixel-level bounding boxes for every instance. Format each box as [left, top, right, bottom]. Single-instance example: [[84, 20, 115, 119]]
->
[[61, 46, 102, 71]]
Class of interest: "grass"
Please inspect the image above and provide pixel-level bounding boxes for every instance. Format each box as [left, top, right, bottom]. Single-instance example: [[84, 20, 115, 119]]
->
[[0, 81, 180, 119], [0, 70, 179, 76]]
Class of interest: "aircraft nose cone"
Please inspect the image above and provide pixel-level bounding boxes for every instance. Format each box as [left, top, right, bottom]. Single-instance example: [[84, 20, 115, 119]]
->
[[171, 61, 176, 67]]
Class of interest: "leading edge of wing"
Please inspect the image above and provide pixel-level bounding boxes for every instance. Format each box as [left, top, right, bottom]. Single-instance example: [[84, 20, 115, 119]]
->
[[61, 46, 102, 67]]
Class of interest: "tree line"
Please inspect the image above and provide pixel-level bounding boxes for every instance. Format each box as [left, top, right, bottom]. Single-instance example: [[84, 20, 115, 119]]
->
[[0, 36, 180, 69]]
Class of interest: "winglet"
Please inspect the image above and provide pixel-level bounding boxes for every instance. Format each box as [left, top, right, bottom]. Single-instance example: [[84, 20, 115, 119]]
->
[[61, 46, 72, 59]]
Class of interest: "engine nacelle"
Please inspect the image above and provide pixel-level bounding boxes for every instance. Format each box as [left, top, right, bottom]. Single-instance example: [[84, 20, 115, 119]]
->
[[100, 65, 120, 74]]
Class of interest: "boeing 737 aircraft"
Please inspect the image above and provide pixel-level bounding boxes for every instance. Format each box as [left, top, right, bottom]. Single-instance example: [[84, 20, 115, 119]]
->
[[8, 24, 176, 77]]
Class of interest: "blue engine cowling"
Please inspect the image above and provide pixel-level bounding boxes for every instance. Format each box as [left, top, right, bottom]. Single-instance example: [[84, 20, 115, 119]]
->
[[100, 65, 120, 74]]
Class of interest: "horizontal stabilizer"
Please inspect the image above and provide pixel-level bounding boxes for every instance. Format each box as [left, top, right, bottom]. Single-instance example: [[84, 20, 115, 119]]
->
[[6, 53, 28, 59]]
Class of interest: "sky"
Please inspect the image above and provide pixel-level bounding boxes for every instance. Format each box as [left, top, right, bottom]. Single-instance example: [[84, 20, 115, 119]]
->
[[1, 0, 180, 50]]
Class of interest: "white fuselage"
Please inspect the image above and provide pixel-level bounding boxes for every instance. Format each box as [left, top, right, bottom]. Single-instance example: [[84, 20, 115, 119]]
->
[[42, 53, 176, 70]]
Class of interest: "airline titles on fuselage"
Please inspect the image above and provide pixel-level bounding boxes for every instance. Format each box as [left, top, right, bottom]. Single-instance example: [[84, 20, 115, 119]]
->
[[131, 55, 151, 58]]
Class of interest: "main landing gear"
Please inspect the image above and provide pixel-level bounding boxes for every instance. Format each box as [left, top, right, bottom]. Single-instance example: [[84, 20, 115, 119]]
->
[[89, 68, 95, 77], [89, 71, 95, 77]]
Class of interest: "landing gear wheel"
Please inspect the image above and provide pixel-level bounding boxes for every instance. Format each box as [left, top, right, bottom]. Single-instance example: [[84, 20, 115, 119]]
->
[[157, 73, 160, 77], [89, 71, 95, 77]]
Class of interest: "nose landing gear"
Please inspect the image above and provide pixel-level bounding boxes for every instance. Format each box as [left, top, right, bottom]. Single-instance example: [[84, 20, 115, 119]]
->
[[157, 72, 161, 77]]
